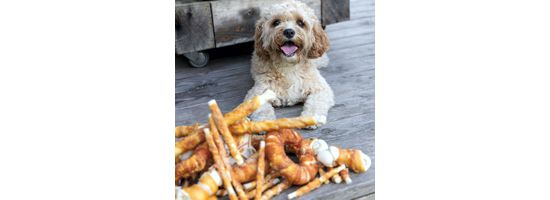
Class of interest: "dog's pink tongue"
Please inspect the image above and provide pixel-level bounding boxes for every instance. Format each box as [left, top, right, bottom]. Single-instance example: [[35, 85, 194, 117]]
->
[[281, 44, 298, 55]]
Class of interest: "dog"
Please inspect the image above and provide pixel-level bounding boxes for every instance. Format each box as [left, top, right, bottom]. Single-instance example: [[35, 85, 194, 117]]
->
[[245, 0, 334, 129]]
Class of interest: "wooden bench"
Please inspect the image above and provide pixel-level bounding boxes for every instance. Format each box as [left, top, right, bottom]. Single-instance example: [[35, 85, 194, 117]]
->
[[175, 0, 350, 67]]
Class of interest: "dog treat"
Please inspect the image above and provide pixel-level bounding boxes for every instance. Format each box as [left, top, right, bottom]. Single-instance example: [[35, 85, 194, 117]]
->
[[265, 129, 318, 185], [176, 143, 211, 181], [175, 123, 203, 138], [327, 167, 342, 183], [287, 165, 346, 200], [175, 131, 206, 161], [228, 116, 323, 134], [340, 167, 352, 184], [209, 102, 245, 165], [318, 168, 329, 184], [224, 90, 276, 125], [259, 180, 291, 200], [246, 178, 281, 199], [204, 128, 238, 200], [312, 139, 372, 173], [255, 141, 266, 200], [177, 169, 222, 200]]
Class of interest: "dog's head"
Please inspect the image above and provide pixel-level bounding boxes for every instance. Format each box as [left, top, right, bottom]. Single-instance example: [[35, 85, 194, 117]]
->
[[254, 0, 329, 63]]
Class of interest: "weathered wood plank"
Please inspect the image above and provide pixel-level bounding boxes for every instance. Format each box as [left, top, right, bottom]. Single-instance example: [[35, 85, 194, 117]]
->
[[322, 0, 350, 25], [175, 2, 215, 54], [211, 0, 321, 48]]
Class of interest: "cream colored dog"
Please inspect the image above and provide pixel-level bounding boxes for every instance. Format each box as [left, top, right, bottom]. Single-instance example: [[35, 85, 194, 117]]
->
[[245, 0, 334, 129]]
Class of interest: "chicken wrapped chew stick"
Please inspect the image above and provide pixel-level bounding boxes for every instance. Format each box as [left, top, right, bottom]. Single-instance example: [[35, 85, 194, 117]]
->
[[287, 165, 346, 200], [228, 116, 324, 134]]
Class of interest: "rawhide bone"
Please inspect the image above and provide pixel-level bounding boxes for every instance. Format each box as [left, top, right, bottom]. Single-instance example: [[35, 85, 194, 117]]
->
[[204, 128, 238, 200], [176, 143, 211, 181], [266, 129, 318, 185], [208, 120, 247, 200], [228, 116, 325, 134], [287, 165, 346, 199], [175, 90, 276, 137], [310, 139, 372, 173], [176, 169, 222, 200]]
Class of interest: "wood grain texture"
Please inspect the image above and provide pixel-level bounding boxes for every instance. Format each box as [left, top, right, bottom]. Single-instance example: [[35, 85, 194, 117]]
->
[[176, 0, 374, 199], [175, 2, 215, 54], [322, 0, 350, 25], [211, 0, 321, 48]]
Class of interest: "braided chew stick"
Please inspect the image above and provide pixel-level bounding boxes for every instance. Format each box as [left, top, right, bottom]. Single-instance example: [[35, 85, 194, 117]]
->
[[209, 101, 244, 165], [175, 143, 211, 181], [265, 129, 318, 185], [204, 128, 237, 200], [175, 131, 206, 161], [175, 123, 203, 138], [255, 141, 266, 200], [177, 169, 222, 200], [287, 165, 346, 199], [259, 180, 291, 200], [228, 116, 322, 134], [208, 117, 247, 200]]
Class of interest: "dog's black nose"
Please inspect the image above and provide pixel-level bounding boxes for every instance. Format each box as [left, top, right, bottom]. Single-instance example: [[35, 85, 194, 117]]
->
[[283, 29, 295, 38]]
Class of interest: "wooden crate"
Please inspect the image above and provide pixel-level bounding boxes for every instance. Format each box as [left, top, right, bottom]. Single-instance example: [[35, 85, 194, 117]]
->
[[175, 0, 349, 54]]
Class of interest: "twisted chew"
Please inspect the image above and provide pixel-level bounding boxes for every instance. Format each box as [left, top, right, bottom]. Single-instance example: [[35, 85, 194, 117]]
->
[[175, 123, 203, 138], [259, 180, 291, 200], [204, 128, 238, 200], [176, 169, 222, 200], [224, 90, 276, 125], [228, 116, 323, 134], [266, 129, 318, 185], [287, 165, 346, 200], [255, 141, 266, 200], [340, 167, 352, 184], [175, 131, 206, 161], [176, 143, 211, 181], [209, 101, 244, 165]]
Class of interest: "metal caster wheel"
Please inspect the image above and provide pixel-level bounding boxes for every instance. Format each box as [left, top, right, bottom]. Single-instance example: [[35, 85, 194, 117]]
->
[[184, 51, 209, 68]]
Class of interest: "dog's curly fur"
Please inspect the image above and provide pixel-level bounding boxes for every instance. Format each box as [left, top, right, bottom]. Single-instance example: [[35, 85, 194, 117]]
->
[[245, 0, 334, 129]]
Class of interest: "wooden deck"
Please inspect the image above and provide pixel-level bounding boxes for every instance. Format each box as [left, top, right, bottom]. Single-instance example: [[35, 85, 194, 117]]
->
[[175, 0, 374, 199]]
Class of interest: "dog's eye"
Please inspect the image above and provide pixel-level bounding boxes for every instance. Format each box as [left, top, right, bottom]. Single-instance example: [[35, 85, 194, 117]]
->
[[272, 20, 280, 26], [297, 20, 305, 27]]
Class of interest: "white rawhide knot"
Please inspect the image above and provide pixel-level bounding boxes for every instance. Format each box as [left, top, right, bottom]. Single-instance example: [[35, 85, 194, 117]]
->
[[258, 89, 276, 105], [309, 139, 328, 155], [329, 146, 340, 160], [361, 152, 372, 173], [175, 186, 187, 200], [316, 150, 335, 167]]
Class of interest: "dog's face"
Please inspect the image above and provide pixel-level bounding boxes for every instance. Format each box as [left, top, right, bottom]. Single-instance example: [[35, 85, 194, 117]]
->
[[254, 1, 329, 63]]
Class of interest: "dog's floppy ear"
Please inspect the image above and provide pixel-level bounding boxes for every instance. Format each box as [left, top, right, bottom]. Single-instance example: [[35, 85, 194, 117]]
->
[[254, 22, 270, 60], [307, 23, 330, 59]]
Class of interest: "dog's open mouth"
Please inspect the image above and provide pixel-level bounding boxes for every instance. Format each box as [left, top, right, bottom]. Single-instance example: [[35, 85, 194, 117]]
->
[[280, 41, 298, 57]]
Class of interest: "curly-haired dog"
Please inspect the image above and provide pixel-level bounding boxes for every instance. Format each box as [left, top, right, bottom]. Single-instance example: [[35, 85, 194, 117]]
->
[[245, 0, 334, 129]]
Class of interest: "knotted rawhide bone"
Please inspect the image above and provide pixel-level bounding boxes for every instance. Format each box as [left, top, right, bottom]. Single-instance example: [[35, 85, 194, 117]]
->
[[176, 169, 222, 200], [255, 141, 266, 200], [204, 128, 237, 200], [228, 116, 324, 134], [209, 101, 245, 165], [208, 120, 247, 200], [311, 139, 372, 173], [287, 165, 346, 200], [175, 131, 206, 161], [176, 143, 211, 181], [259, 180, 291, 200], [266, 129, 318, 185], [340, 167, 352, 184]]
